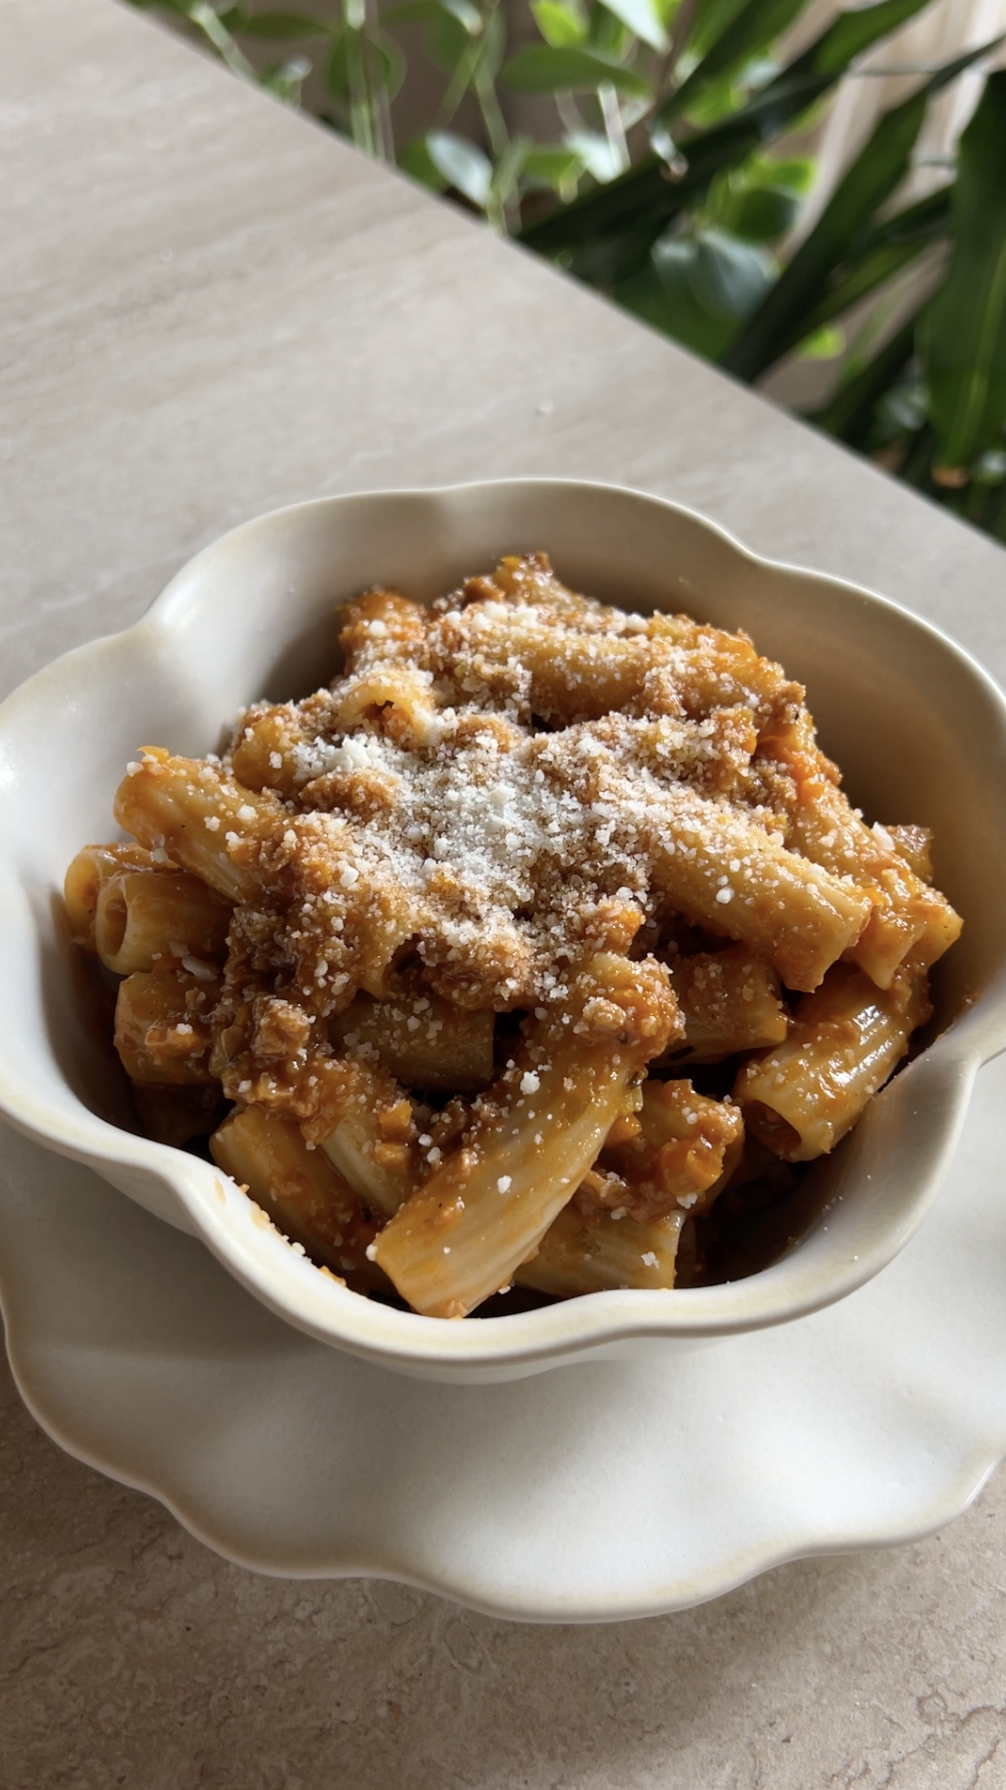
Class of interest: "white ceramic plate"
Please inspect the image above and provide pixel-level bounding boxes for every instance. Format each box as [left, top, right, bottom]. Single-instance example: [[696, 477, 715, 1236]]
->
[[4, 1042, 1006, 1623]]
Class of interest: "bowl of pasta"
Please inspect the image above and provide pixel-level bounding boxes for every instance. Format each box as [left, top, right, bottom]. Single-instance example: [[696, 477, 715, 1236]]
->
[[2, 479, 1005, 1383]]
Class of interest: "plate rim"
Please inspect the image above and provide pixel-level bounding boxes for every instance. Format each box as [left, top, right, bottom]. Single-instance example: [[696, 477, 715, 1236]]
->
[[3, 1104, 1006, 1625]]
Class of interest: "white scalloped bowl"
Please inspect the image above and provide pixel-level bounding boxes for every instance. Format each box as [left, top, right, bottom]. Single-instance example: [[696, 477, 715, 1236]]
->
[[2, 479, 1006, 1384]]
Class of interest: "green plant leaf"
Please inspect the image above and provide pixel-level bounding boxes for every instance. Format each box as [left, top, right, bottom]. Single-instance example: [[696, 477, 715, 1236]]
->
[[521, 0, 933, 259], [807, 307, 923, 445], [618, 241, 738, 358], [779, 187, 952, 350], [677, 67, 751, 129], [501, 44, 651, 97], [387, 0, 481, 33], [376, 28, 407, 97], [394, 0, 480, 78], [523, 144, 585, 191], [707, 148, 813, 239], [709, 174, 799, 240], [923, 70, 1006, 473], [440, 0, 482, 22], [724, 37, 1003, 382], [422, 128, 493, 205], [531, 0, 588, 47], [399, 132, 450, 190], [856, 184, 952, 254], [433, 12, 472, 72], [751, 153, 814, 195], [563, 128, 625, 182], [688, 227, 775, 318], [325, 30, 353, 101], [597, 0, 668, 53], [797, 321, 845, 360], [791, 237, 941, 348], [812, 0, 936, 75], [523, 72, 821, 259], [662, 0, 810, 124], [684, 0, 750, 61], [239, 10, 328, 39], [586, 4, 632, 59]]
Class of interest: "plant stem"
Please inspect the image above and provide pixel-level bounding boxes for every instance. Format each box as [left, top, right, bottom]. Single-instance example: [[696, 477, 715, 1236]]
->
[[556, 92, 588, 135], [439, 36, 482, 125], [364, 0, 394, 161], [474, 12, 510, 164], [665, 0, 699, 85], [183, 0, 258, 81], [599, 83, 629, 173]]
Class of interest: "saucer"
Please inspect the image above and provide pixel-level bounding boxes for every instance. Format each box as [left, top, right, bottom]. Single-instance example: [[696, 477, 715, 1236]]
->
[[3, 1049, 1006, 1623]]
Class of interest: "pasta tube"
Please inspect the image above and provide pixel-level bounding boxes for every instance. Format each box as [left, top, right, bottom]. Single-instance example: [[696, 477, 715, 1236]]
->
[[430, 562, 798, 728], [335, 591, 441, 745], [329, 991, 495, 1092], [371, 953, 681, 1318], [337, 588, 429, 668], [787, 779, 961, 987], [648, 787, 871, 992], [882, 824, 933, 882], [734, 962, 932, 1161], [667, 945, 788, 1062], [229, 704, 312, 798], [114, 967, 222, 1086], [600, 1078, 745, 1220], [332, 664, 443, 749], [211, 1106, 390, 1291], [94, 870, 232, 975], [318, 1060, 419, 1219], [114, 750, 286, 902], [64, 841, 165, 949], [515, 1205, 685, 1298]]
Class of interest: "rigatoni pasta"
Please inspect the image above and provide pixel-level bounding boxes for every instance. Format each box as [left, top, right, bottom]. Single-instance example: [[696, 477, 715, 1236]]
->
[[64, 552, 962, 1315], [733, 962, 933, 1161], [370, 953, 679, 1318]]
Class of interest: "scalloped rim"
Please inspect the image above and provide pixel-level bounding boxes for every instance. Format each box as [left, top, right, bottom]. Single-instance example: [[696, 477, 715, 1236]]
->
[[3, 478, 1006, 1379], [3, 1107, 1006, 1622], [6, 1336, 1000, 1623]]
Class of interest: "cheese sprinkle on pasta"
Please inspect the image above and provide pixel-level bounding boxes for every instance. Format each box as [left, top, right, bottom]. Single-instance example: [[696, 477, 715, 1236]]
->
[[204, 553, 876, 1026]]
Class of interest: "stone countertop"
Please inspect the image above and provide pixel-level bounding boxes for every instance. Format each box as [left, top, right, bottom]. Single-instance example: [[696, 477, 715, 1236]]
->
[[3, 0, 1006, 1784]]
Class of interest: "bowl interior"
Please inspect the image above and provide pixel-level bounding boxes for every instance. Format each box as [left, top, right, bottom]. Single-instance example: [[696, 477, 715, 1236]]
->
[[3, 479, 1006, 1375]]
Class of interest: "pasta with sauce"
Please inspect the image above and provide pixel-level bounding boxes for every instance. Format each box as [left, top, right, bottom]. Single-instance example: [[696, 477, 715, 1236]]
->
[[64, 553, 962, 1316]]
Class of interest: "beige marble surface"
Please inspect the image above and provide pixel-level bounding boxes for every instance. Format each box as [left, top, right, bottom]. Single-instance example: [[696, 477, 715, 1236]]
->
[[3, 0, 1006, 1782]]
